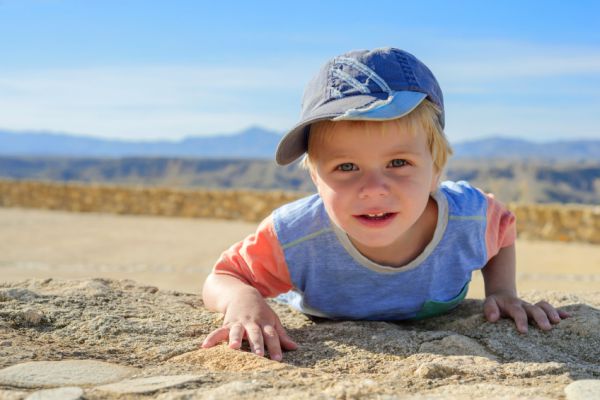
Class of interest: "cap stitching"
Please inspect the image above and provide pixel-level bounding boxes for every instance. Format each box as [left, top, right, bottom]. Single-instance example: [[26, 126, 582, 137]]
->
[[334, 57, 392, 94], [330, 68, 371, 95]]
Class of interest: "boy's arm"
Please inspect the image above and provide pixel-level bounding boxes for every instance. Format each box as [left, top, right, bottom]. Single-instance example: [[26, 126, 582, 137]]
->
[[201, 215, 297, 360], [481, 193, 569, 332]]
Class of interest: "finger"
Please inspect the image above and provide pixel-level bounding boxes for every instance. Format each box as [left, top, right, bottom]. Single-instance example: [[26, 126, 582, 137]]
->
[[483, 296, 501, 322], [262, 325, 283, 361], [275, 323, 299, 351], [228, 323, 245, 349], [245, 323, 265, 357], [202, 327, 229, 348], [535, 301, 561, 324], [525, 304, 552, 331], [506, 303, 529, 333], [558, 309, 572, 319]]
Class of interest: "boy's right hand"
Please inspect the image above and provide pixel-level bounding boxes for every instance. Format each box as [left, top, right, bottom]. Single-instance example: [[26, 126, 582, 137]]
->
[[201, 291, 298, 361]]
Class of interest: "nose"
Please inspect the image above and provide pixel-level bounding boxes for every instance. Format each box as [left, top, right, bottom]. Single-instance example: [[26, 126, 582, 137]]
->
[[358, 170, 390, 199]]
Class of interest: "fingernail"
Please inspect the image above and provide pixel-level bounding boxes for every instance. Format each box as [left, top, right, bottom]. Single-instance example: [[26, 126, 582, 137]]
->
[[272, 354, 282, 361]]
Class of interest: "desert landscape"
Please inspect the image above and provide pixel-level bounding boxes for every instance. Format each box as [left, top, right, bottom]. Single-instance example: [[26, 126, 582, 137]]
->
[[0, 206, 599, 399]]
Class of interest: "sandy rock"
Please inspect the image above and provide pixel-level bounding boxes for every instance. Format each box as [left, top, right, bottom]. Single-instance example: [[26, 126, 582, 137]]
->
[[0, 288, 39, 301], [402, 383, 558, 399], [22, 310, 44, 326], [418, 333, 498, 359], [0, 389, 28, 400], [95, 375, 203, 394], [154, 381, 268, 400], [565, 380, 600, 400], [169, 347, 291, 372], [0, 278, 598, 399], [0, 360, 137, 388], [25, 387, 84, 400]]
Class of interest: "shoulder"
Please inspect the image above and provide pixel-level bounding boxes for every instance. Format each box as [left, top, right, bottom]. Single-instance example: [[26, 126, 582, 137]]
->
[[439, 180, 488, 216], [272, 193, 330, 243]]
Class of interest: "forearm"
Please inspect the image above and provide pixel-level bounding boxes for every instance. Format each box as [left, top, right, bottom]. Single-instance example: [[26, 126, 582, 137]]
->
[[202, 273, 264, 313], [481, 243, 517, 297]]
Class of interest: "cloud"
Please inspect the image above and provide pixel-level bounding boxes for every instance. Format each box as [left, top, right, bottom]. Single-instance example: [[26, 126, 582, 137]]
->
[[425, 39, 600, 96], [0, 65, 306, 139], [0, 37, 598, 141]]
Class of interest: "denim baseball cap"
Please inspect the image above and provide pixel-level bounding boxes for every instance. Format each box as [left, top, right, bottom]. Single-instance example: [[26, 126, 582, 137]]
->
[[276, 47, 444, 165]]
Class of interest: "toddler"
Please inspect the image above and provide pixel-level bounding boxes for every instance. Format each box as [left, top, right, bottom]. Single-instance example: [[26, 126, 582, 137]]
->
[[202, 47, 569, 361]]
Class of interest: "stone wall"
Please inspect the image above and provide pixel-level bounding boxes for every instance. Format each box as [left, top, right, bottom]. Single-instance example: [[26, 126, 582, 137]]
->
[[0, 179, 598, 244]]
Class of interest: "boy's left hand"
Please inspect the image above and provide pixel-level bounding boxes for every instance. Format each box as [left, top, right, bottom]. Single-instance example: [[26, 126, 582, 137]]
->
[[483, 291, 571, 333]]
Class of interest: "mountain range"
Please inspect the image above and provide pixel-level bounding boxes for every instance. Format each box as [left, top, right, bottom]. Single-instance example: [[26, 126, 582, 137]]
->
[[1, 127, 599, 160]]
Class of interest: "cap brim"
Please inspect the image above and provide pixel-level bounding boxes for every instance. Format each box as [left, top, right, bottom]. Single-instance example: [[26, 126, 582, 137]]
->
[[276, 91, 427, 165]]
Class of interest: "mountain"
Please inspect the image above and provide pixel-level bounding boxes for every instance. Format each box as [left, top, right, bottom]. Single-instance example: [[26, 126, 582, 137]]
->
[[1, 128, 599, 160], [0, 126, 282, 159], [452, 137, 600, 160]]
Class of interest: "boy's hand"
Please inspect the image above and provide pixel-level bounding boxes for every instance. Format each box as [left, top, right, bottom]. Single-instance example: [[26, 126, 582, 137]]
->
[[483, 291, 571, 333], [201, 292, 298, 361]]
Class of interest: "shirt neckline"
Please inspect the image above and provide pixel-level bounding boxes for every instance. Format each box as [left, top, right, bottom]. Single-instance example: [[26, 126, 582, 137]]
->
[[330, 188, 449, 274]]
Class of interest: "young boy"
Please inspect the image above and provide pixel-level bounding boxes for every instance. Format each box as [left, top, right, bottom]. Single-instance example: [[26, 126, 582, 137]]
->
[[201, 47, 569, 361]]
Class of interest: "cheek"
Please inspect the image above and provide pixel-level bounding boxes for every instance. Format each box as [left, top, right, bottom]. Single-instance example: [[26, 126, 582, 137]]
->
[[316, 185, 351, 221]]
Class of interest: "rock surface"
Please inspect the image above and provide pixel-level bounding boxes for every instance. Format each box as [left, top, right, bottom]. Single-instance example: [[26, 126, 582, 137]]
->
[[0, 360, 136, 388], [25, 387, 84, 400], [564, 379, 600, 400], [0, 278, 598, 399]]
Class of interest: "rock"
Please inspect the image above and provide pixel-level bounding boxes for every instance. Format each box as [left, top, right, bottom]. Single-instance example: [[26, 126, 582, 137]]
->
[[22, 310, 44, 326], [0, 360, 137, 389], [565, 380, 600, 400], [401, 383, 557, 399], [0, 288, 39, 301], [413, 362, 460, 379], [0, 389, 28, 400], [95, 375, 203, 394], [25, 387, 84, 400], [418, 334, 498, 359], [0, 278, 598, 399], [169, 347, 290, 372], [155, 381, 266, 400]]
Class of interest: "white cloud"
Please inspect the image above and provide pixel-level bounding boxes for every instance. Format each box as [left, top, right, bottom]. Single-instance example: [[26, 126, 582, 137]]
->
[[426, 39, 600, 96], [0, 65, 306, 139], [0, 37, 599, 142]]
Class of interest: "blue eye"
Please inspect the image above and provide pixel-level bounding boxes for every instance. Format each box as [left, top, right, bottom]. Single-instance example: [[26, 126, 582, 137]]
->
[[337, 163, 357, 172], [388, 159, 407, 168]]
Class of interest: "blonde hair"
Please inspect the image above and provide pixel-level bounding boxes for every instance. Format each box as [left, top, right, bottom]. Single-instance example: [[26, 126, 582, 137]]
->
[[302, 100, 452, 173]]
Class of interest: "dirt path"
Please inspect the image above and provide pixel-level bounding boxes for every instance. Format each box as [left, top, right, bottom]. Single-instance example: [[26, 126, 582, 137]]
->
[[1, 207, 598, 297]]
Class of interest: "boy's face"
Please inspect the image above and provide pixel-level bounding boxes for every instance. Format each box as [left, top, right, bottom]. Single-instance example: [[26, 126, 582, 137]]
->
[[309, 120, 440, 259]]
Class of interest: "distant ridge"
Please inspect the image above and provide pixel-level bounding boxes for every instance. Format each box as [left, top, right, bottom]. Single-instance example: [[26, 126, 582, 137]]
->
[[452, 137, 600, 160], [0, 126, 282, 159], [0, 128, 599, 160]]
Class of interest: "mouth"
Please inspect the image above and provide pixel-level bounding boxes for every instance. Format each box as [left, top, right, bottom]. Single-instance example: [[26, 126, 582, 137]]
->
[[355, 212, 397, 221]]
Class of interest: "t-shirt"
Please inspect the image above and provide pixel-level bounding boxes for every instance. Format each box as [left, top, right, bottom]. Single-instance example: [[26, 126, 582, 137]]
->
[[213, 181, 516, 320]]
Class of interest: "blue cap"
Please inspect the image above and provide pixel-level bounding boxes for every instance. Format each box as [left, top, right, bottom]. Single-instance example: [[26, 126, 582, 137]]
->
[[276, 47, 444, 165]]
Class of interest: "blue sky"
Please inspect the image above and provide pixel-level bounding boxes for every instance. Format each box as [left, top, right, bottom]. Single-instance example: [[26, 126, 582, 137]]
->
[[0, 0, 599, 143]]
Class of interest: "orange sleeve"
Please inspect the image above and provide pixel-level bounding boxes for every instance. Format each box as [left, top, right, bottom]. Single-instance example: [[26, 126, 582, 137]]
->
[[213, 214, 293, 298], [485, 194, 517, 262]]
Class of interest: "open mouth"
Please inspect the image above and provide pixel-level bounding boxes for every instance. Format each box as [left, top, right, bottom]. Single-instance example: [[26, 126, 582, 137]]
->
[[356, 212, 396, 221]]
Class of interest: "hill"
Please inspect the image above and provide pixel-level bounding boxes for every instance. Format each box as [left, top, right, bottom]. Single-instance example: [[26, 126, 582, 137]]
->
[[1, 156, 598, 204]]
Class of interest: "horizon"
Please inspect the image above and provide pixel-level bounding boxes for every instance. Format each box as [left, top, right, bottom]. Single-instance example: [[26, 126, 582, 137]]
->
[[2, 126, 599, 146], [1, 1, 599, 143]]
